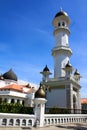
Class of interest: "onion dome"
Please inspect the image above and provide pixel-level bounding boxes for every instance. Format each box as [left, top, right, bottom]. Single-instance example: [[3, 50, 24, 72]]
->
[[65, 61, 72, 68], [53, 8, 70, 26], [55, 8, 68, 18], [3, 69, 17, 81], [35, 83, 46, 98], [74, 69, 80, 75], [63, 61, 73, 74], [43, 65, 50, 72], [40, 65, 52, 75]]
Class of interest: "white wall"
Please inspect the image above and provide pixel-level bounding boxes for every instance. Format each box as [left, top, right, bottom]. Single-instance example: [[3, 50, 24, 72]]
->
[[46, 88, 66, 108], [54, 54, 69, 78], [55, 32, 68, 47]]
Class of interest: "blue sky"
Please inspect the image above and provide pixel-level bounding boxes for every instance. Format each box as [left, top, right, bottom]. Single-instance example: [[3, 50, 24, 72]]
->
[[0, 0, 87, 97]]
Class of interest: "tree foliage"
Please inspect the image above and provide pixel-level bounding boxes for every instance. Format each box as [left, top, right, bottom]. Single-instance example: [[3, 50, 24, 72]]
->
[[0, 101, 34, 114], [47, 107, 70, 114]]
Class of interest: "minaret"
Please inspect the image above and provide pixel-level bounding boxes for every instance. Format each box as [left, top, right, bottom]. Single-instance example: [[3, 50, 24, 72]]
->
[[52, 9, 72, 78]]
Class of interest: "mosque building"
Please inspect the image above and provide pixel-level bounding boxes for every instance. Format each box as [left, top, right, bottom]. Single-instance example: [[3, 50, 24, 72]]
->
[[40, 9, 82, 112], [0, 69, 37, 107]]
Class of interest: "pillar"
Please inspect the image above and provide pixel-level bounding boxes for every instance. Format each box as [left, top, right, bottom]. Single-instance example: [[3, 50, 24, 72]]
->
[[33, 98, 47, 127], [77, 89, 81, 113]]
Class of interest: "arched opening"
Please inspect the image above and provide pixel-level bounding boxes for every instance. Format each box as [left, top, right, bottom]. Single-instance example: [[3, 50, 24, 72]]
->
[[55, 119, 57, 124], [62, 22, 65, 26], [48, 119, 50, 124], [17, 99, 20, 104], [73, 95, 77, 113], [9, 119, 13, 126], [2, 118, 7, 126], [15, 119, 20, 126], [51, 119, 54, 124], [28, 120, 32, 126], [58, 22, 60, 27], [44, 119, 47, 125], [4, 98, 7, 103], [22, 100, 24, 106], [11, 99, 15, 104], [22, 119, 26, 126]]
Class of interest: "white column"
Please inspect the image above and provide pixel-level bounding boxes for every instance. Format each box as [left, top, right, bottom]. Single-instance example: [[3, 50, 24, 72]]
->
[[66, 84, 73, 110], [33, 98, 47, 127], [7, 119, 9, 126], [77, 89, 81, 113], [20, 100, 22, 105], [0, 119, 2, 126], [26, 119, 28, 127], [15, 99, 17, 103], [70, 84, 73, 110], [8, 98, 11, 103], [20, 119, 22, 126], [13, 119, 16, 126]]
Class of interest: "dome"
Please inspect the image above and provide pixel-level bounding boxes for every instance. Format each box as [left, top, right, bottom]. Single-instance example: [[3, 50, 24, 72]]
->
[[65, 61, 72, 68], [43, 65, 50, 72], [35, 83, 46, 98], [3, 69, 17, 81], [74, 69, 80, 75], [55, 9, 68, 18]]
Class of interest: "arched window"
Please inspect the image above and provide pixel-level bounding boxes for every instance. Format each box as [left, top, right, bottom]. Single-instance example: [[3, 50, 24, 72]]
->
[[22, 100, 24, 106], [58, 22, 60, 27], [11, 99, 15, 104], [62, 22, 65, 26], [73, 94, 77, 113]]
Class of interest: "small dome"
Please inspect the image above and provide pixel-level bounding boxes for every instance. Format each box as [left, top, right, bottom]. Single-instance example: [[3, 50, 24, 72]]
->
[[55, 9, 68, 18], [35, 83, 46, 98], [3, 69, 17, 81], [43, 65, 50, 72], [74, 69, 80, 75], [65, 61, 72, 68]]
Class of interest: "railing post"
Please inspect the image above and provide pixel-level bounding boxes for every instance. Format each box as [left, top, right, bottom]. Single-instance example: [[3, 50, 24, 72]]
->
[[33, 98, 47, 127]]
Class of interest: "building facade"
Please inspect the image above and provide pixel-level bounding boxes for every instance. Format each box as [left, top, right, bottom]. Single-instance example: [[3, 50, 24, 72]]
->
[[0, 69, 36, 107], [40, 9, 82, 112]]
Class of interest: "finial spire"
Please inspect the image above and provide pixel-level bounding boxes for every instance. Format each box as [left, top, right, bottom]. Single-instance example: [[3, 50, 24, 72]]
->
[[60, 7, 62, 12]]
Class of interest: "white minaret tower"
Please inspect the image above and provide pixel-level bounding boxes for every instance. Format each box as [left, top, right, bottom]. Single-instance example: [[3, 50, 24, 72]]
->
[[52, 9, 72, 78]]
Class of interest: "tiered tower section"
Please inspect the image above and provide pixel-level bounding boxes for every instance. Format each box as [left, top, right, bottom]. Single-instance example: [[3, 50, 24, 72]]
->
[[52, 9, 72, 78]]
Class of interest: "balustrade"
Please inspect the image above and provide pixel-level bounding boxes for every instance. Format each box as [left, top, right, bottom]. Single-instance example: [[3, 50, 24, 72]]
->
[[0, 113, 87, 127], [44, 114, 87, 126], [0, 113, 35, 127]]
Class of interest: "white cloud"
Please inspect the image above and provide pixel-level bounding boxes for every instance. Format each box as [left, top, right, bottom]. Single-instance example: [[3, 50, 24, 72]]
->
[[35, 28, 48, 34]]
